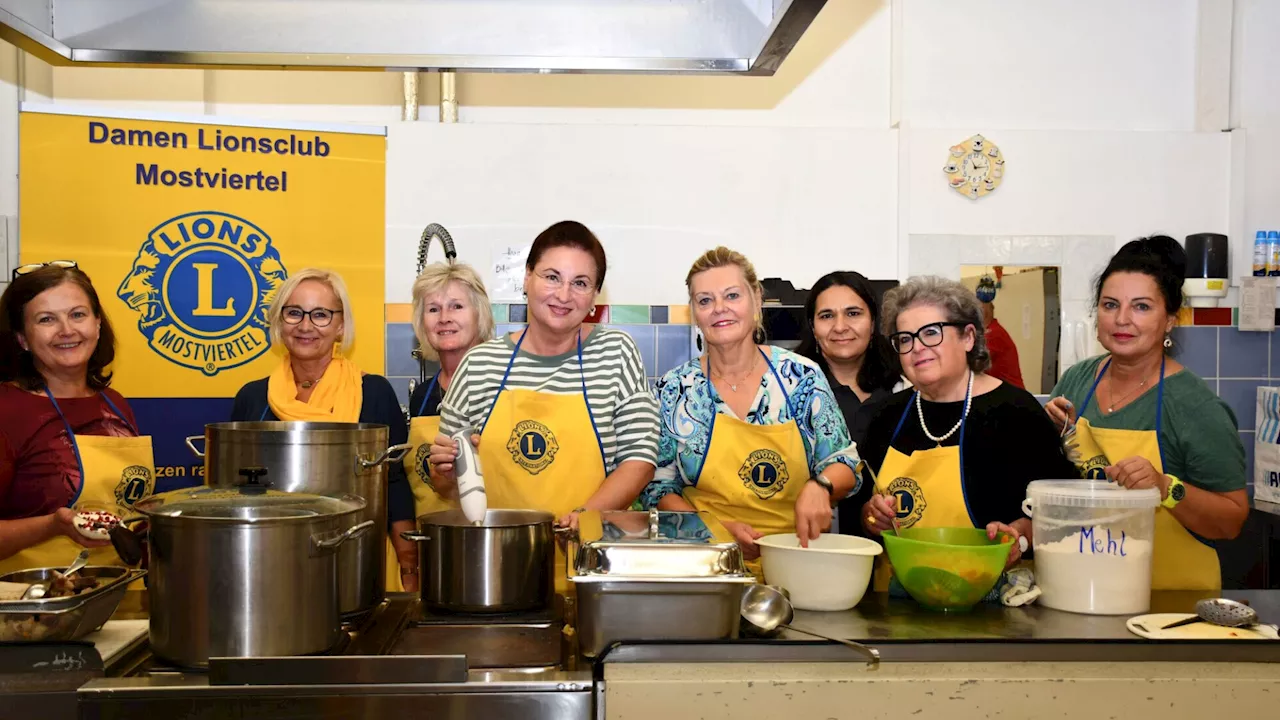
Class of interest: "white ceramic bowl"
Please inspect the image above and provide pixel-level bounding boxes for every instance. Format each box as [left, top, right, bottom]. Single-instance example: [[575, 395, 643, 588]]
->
[[756, 533, 882, 611]]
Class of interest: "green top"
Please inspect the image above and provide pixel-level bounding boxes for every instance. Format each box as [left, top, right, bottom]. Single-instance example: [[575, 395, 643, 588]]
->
[[1051, 355, 1246, 494]]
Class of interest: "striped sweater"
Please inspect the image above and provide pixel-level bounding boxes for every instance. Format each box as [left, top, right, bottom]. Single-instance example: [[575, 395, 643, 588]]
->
[[438, 327, 660, 470]]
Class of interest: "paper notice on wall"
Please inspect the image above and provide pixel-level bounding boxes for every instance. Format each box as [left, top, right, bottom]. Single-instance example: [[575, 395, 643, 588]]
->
[[1239, 276, 1276, 332], [491, 244, 532, 302]]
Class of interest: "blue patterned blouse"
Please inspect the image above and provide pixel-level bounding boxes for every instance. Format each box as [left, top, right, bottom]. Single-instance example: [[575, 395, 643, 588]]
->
[[641, 346, 861, 509]]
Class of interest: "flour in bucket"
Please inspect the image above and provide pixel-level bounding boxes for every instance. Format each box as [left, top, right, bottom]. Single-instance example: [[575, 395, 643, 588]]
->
[[1024, 480, 1161, 616], [1034, 531, 1153, 615]]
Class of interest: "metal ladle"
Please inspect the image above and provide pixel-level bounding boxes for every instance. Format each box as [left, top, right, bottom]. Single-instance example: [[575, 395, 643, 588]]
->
[[740, 584, 880, 666], [1161, 598, 1278, 632], [21, 549, 91, 600]]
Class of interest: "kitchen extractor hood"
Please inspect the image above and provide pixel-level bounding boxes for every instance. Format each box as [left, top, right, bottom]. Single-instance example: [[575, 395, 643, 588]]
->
[[0, 0, 826, 74]]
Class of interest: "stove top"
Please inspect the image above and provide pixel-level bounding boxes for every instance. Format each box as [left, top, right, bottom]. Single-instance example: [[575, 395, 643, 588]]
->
[[394, 598, 565, 669]]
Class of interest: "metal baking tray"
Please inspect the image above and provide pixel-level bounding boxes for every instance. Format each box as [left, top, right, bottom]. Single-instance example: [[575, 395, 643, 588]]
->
[[571, 509, 752, 581], [0, 566, 145, 642]]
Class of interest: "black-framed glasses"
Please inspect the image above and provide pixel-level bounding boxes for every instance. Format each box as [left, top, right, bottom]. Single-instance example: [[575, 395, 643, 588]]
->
[[282, 306, 342, 327], [13, 260, 77, 280], [889, 321, 970, 354]]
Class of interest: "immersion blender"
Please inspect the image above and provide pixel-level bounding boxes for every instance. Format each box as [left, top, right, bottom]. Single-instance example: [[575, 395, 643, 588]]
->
[[453, 427, 487, 525]]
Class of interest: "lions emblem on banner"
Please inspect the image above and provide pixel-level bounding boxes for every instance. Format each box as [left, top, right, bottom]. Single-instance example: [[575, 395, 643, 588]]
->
[[886, 476, 927, 528], [507, 420, 559, 475], [739, 449, 789, 500], [114, 464, 155, 511], [117, 211, 287, 376]]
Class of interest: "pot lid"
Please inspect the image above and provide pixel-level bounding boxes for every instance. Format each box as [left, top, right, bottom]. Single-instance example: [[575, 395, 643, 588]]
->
[[134, 467, 364, 521], [571, 510, 751, 581]]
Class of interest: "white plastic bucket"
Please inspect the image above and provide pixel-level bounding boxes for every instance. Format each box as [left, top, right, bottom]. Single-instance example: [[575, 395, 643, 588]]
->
[[1024, 480, 1160, 615]]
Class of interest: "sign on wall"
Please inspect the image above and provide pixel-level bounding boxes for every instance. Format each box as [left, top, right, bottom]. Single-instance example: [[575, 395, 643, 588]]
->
[[19, 105, 386, 490]]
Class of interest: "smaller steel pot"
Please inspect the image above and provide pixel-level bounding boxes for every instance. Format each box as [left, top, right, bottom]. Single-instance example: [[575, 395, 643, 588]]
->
[[402, 509, 554, 613]]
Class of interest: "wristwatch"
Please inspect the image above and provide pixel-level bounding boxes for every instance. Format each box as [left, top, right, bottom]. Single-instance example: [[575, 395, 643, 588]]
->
[[1162, 475, 1186, 509], [809, 474, 835, 501]]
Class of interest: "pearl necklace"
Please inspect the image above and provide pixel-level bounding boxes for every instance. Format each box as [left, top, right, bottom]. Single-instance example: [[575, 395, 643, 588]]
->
[[916, 371, 973, 447]]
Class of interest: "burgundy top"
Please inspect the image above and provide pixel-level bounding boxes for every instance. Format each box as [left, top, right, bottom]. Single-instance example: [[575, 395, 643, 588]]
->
[[0, 384, 139, 520], [985, 318, 1026, 390]]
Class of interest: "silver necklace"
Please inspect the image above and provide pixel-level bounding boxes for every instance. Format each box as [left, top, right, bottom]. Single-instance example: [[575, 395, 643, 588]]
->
[[710, 353, 760, 393], [916, 371, 973, 447]]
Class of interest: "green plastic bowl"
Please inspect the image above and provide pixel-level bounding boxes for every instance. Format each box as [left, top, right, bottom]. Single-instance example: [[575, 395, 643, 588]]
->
[[881, 527, 1010, 612]]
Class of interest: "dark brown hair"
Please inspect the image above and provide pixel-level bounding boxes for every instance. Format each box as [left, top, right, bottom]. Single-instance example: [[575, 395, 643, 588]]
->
[[526, 221, 607, 291], [0, 265, 117, 391]]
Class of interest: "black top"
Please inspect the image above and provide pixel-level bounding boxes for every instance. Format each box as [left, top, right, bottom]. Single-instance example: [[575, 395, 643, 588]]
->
[[838, 381, 1079, 535], [407, 375, 445, 418], [824, 369, 896, 449], [230, 374, 413, 525]]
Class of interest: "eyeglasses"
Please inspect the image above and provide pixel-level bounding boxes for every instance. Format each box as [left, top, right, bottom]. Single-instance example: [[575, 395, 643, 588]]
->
[[282, 306, 342, 327], [534, 270, 595, 296], [889, 321, 970, 354], [12, 260, 77, 280]]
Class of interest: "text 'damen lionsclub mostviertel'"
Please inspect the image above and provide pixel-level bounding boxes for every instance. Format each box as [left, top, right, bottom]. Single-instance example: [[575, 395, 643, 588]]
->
[[87, 120, 336, 193]]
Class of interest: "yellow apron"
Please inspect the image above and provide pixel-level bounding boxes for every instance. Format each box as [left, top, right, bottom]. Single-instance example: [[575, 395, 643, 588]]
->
[[479, 330, 608, 515], [0, 389, 155, 607], [871, 382, 976, 591], [386, 374, 456, 592], [478, 329, 607, 592], [1067, 356, 1220, 591], [683, 348, 810, 576]]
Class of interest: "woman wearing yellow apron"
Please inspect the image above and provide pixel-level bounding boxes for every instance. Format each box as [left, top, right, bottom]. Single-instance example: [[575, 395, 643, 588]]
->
[[428, 222, 661, 588], [852, 277, 1077, 592], [645, 248, 860, 571], [402, 261, 496, 588], [1047, 236, 1249, 591], [229, 268, 417, 592], [0, 262, 154, 594]]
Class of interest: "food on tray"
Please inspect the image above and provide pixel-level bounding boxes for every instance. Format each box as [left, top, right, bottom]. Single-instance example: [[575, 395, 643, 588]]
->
[[0, 610, 79, 642], [0, 570, 107, 642], [74, 510, 122, 540], [47, 570, 100, 598]]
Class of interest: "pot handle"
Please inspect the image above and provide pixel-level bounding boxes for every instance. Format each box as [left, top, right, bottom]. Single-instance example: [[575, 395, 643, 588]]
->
[[359, 443, 414, 469], [313, 520, 376, 552], [185, 435, 206, 458], [1021, 498, 1034, 518], [400, 531, 430, 543]]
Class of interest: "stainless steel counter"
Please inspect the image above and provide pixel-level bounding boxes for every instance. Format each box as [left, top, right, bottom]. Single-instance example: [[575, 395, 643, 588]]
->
[[600, 590, 1280, 665]]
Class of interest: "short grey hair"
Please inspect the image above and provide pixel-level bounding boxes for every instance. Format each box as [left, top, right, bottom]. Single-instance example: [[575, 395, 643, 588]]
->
[[881, 276, 990, 373], [267, 268, 355, 355], [411, 262, 495, 361]]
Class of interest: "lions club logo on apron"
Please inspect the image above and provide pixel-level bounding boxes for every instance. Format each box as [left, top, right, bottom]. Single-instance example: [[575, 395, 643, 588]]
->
[[117, 211, 288, 376], [738, 449, 790, 500], [886, 477, 927, 527], [114, 465, 155, 510], [1078, 454, 1110, 480], [507, 420, 560, 475], [414, 445, 432, 484]]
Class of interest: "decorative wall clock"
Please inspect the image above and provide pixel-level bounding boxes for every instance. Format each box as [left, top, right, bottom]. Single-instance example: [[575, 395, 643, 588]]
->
[[943, 134, 1004, 200]]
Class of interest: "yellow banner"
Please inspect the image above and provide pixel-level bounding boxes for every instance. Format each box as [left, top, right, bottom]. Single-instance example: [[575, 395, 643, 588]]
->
[[18, 108, 387, 397]]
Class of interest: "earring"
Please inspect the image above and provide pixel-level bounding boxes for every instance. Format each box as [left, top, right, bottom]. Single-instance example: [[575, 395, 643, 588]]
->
[[590, 306, 597, 315], [1163, 334, 1173, 349]]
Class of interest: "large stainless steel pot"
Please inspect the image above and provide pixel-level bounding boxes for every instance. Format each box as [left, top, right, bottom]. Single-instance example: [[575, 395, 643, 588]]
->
[[134, 468, 372, 669], [401, 509, 554, 613], [187, 422, 410, 617]]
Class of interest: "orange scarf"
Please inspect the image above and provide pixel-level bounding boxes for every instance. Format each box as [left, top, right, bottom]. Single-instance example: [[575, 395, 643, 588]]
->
[[266, 355, 364, 422]]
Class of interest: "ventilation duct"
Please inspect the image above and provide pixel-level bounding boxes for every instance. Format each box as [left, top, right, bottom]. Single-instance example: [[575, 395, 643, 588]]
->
[[0, 0, 825, 75]]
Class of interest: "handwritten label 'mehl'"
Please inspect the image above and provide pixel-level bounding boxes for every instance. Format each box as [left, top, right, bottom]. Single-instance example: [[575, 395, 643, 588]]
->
[[1079, 526, 1127, 556]]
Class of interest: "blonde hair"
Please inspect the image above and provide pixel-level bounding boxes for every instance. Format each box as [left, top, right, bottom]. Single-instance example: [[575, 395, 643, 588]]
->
[[267, 268, 356, 355], [685, 247, 765, 338], [411, 262, 495, 361]]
